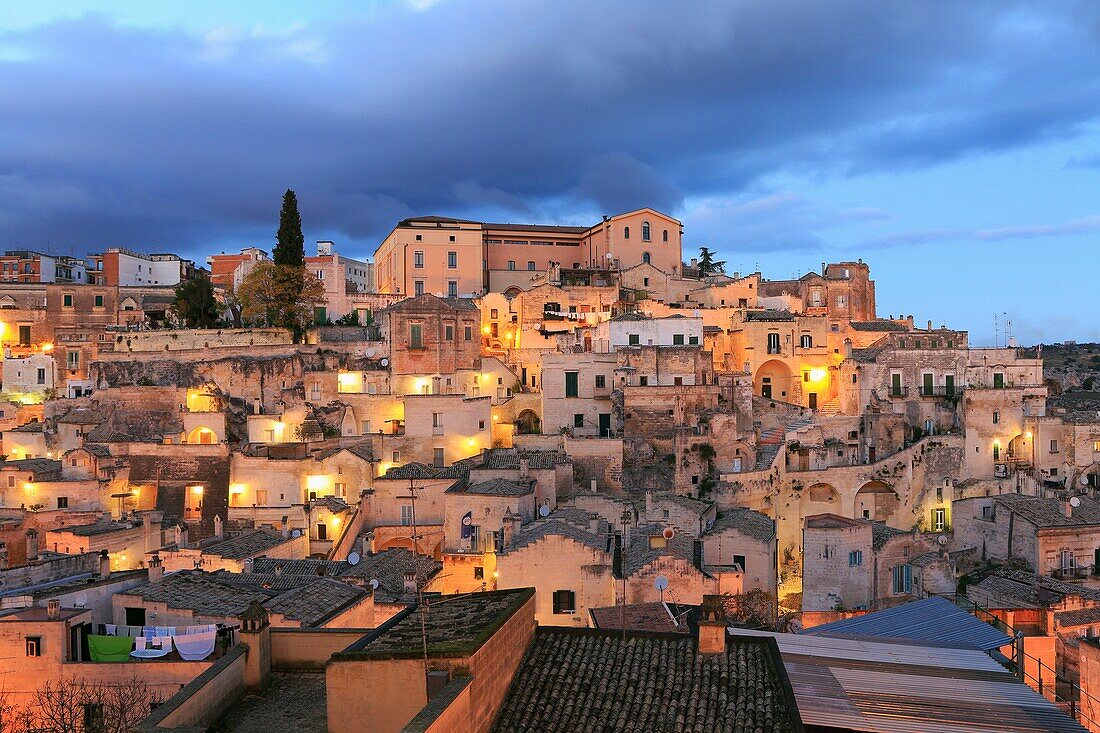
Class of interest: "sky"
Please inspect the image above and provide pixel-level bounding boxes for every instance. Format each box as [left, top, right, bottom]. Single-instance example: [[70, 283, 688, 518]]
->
[[1, 1, 1099, 346]]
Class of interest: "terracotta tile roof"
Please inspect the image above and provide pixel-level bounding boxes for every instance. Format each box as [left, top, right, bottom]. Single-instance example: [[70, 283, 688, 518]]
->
[[624, 524, 697, 576], [995, 493, 1100, 528], [0, 458, 62, 479], [491, 628, 799, 732], [1056, 607, 1100, 627], [339, 548, 442, 602], [506, 514, 611, 555], [474, 448, 569, 471], [248, 558, 349, 577], [709, 507, 776, 542], [381, 462, 468, 480], [9, 422, 44, 433], [588, 602, 696, 634], [850, 320, 909, 332], [201, 530, 293, 560], [125, 571, 273, 617], [971, 570, 1100, 607], [263, 578, 367, 626], [455, 477, 535, 497], [743, 309, 796, 322]]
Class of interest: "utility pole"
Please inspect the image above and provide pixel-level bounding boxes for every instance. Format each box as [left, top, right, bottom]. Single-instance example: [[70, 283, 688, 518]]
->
[[620, 509, 632, 639], [397, 478, 422, 556]]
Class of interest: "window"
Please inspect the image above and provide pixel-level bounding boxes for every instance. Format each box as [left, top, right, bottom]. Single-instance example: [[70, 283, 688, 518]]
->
[[673, 334, 685, 346], [993, 372, 1005, 389], [595, 374, 606, 389], [414, 251, 424, 268], [981, 504, 993, 520], [409, 324, 423, 348], [574, 413, 584, 428], [433, 448, 445, 467], [628, 334, 640, 346], [767, 333, 780, 354], [67, 351, 79, 370], [848, 550, 863, 567], [449, 235, 456, 242], [36, 368, 45, 385], [491, 309, 499, 319], [732, 554, 747, 572], [507, 261, 516, 271], [891, 564, 912, 594], [800, 335, 812, 348], [63, 293, 73, 307], [689, 335, 699, 346], [1051, 439, 1059, 453], [643, 277, 650, 287], [623, 226, 630, 239], [25, 637, 41, 657], [552, 589, 576, 614], [448, 251, 457, 268], [642, 252, 651, 265], [401, 504, 414, 526], [56, 497, 68, 509], [565, 371, 579, 397], [392, 450, 401, 463], [642, 221, 651, 241], [639, 376, 649, 387], [835, 294, 847, 308], [414, 280, 424, 296], [256, 489, 268, 505], [448, 281, 458, 298], [464, 325, 472, 341], [432, 412, 444, 434], [445, 324, 454, 341], [415, 234, 422, 241], [662, 229, 669, 242], [933, 507, 946, 531], [527, 261, 536, 271], [94, 294, 103, 307]]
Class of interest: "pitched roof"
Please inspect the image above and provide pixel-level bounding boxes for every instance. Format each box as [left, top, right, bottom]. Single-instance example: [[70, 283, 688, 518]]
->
[[483, 221, 589, 234], [870, 522, 908, 550], [995, 493, 1100, 528], [248, 557, 349, 577], [850, 320, 909, 332], [624, 524, 698, 576], [262, 578, 367, 626], [491, 628, 799, 733], [1055, 607, 1100, 628], [9, 422, 44, 433], [743, 309, 796, 322], [474, 448, 569, 471], [587, 602, 697, 634], [0, 458, 62, 479], [506, 513, 610, 555], [52, 520, 136, 537], [802, 596, 1011, 651], [124, 571, 272, 617], [646, 491, 713, 516], [201, 530, 292, 560], [381, 462, 468, 480], [709, 507, 776, 542], [970, 570, 1100, 608], [456, 477, 535, 497], [339, 548, 442, 601]]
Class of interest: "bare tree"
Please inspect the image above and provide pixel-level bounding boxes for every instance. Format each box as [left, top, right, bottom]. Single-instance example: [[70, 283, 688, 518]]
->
[[10, 676, 161, 733]]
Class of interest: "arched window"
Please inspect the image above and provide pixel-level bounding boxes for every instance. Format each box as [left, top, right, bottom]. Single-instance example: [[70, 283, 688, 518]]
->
[[623, 226, 630, 239], [642, 252, 651, 265], [662, 229, 668, 242], [642, 221, 651, 242]]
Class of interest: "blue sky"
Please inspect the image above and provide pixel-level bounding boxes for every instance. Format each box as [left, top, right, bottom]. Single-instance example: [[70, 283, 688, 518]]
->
[[1, 1, 1098, 345]]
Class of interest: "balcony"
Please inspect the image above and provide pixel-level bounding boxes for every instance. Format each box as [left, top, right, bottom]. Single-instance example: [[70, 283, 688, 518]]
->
[[888, 387, 909, 399], [918, 386, 964, 398]]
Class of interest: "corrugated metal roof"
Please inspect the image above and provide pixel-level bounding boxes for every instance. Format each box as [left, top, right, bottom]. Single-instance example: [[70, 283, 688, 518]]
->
[[801, 596, 1012, 652], [734, 628, 1088, 733]]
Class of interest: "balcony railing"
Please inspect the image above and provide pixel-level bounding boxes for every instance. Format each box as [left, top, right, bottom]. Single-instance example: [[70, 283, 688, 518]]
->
[[918, 386, 964, 398]]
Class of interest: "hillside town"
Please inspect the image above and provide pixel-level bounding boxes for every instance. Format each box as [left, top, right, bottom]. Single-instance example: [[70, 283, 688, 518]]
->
[[0, 196, 1097, 733]]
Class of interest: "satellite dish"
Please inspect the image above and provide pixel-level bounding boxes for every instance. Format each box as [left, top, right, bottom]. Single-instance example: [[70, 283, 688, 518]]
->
[[366, 347, 376, 358], [380, 358, 389, 367], [348, 551, 361, 566], [653, 575, 669, 591], [937, 535, 948, 546], [538, 505, 550, 517], [368, 579, 379, 590], [662, 527, 676, 541], [1082, 476, 1090, 486], [1071, 496, 1082, 507], [290, 529, 302, 538]]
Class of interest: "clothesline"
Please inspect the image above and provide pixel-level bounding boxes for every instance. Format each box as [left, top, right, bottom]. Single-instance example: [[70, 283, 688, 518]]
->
[[102, 623, 218, 638]]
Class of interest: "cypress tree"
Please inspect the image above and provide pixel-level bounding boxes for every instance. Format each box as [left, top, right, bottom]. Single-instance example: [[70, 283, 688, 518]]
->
[[274, 189, 305, 268]]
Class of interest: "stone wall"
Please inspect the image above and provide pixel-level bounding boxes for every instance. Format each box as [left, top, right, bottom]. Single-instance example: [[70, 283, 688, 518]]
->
[[111, 328, 292, 353]]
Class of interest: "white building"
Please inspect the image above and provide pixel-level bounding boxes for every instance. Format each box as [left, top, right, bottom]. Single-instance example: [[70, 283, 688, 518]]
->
[[2, 351, 56, 394], [600, 313, 704, 351], [309, 241, 374, 321]]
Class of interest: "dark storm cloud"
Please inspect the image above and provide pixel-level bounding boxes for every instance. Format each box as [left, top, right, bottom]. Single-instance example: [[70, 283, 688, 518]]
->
[[1, 1, 1100, 261]]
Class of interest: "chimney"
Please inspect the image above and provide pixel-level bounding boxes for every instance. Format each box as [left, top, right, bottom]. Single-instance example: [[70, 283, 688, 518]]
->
[[403, 571, 417, 594], [502, 512, 519, 549], [1066, 501, 1073, 519], [927, 320, 933, 331], [698, 595, 727, 655], [25, 529, 38, 562], [588, 513, 601, 535], [590, 478, 597, 493], [844, 338, 853, 359], [253, 397, 263, 415], [690, 258, 698, 268], [175, 523, 189, 548], [645, 490, 654, 515], [821, 262, 827, 276], [0, 541, 7, 570], [518, 457, 529, 478], [281, 516, 289, 539], [274, 563, 284, 578], [693, 539, 703, 571], [46, 599, 61, 621], [98, 549, 111, 578], [147, 552, 164, 583], [213, 514, 224, 539]]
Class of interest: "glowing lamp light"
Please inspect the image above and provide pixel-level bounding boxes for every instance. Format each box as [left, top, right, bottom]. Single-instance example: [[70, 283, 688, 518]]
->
[[307, 475, 329, 491], [467, 438, 476, 447], [40, 342, 54, 352], [481, 326, 491, 335], [230, 483, 245, 494], [493, 414, 500, 422], [338, 373, 358, 385], [1026, 431, 1033, 439], [492, 571, 499, 579], [132, 488, 141, 498], [191, 485, 204, 495], [23, 483, 33, 491], [807, 368, 827, 382], [330, 516, 341, 527]]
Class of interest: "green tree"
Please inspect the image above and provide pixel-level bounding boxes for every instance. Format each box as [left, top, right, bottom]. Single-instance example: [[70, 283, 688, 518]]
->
[[274, 189, 305, 268], [170, 273, 221, 328], [237, 262, 325, 337], [698, 246, 726, 276]]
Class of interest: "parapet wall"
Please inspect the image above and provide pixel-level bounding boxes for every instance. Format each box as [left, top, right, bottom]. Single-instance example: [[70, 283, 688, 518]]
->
[[110, 328, 293, 353]]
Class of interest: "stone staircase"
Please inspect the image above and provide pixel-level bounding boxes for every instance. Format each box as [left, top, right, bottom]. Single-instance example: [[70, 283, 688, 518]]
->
[[754, 416, 813, 471], [816, 396, 842, 416]]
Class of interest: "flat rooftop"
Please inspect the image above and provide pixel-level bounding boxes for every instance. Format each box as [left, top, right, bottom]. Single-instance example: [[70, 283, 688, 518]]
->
[[336, 588, 533, 660], [214, 672, 326, 732]]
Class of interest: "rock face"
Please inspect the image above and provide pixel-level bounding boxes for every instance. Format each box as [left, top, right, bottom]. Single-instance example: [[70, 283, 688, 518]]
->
[[1042, 342, 1100, 394]]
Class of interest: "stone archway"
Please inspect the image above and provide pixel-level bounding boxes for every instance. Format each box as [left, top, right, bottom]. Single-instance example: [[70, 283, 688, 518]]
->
[[187, 426, 217, 445], [755, 359, 795, 402], [516, 409, 541, 435], [853, 480, 899, 522], [801, 483, 841, 519]]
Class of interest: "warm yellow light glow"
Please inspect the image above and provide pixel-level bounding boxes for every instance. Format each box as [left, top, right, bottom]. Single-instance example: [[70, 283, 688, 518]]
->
[[330, 516, 341, 527], [481, 325, 491, 335], [0, 322, 6, 337], [992, 440, 1001, 448], [23, 483, 33, 491], [338, 372, 358, 385], [191, 485, 204, 494], [807, 368, 827, 382], [274, 422, 285, 431], [467, 438, 476, 447], [1026, 431, 1033, 440], [307, 475, 329, 491], [493, 414, 500, 422], [492, 571, 499, 579], [132, 488, 141, 498], [40, 342, 54, 352], [230, 483, 245, 494]]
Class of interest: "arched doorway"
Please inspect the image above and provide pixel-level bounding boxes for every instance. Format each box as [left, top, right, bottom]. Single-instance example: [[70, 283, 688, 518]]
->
[[1007, 433, 1031, 468], [516, 410, 541, 435], [755, 360, 794, 402], [188, 427, 217, 445], [504, 287, 522, 299], [854, 480, 899, 522]]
